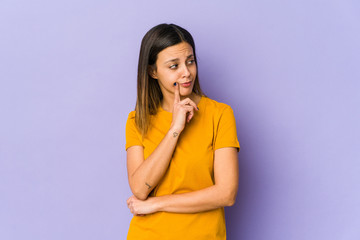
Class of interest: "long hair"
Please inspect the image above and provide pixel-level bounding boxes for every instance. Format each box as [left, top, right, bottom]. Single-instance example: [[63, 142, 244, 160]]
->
[[135, 23, 204, 136]]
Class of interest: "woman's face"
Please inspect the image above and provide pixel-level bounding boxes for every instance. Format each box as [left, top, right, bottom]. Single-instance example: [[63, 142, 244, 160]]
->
[[150, 41, 197, 98]]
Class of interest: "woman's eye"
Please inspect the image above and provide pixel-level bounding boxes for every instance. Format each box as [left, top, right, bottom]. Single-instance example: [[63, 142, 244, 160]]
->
[[187, 59, 195, 64], [170, 64, 178, 69]]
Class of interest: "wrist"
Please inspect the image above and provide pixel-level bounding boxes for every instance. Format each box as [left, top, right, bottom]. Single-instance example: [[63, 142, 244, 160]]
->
[[152, 195, 167, 212], [169, 126, 182, 137]]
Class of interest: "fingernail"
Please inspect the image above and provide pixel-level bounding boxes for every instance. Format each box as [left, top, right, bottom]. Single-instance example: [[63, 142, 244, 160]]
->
[[173, 82, 177, 86]]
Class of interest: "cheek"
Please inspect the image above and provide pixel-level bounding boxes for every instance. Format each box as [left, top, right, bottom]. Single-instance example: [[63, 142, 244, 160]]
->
[[162, 70, 179, 81], [190, 65, 197, 76], [157, 71, 177, 86]]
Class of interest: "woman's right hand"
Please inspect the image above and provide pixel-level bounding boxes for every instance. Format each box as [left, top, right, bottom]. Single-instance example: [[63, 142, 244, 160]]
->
[[170, 82, 199, 133]]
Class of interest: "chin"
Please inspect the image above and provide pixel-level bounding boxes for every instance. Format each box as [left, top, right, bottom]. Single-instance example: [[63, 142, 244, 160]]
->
[[180, 88, 193, 97]]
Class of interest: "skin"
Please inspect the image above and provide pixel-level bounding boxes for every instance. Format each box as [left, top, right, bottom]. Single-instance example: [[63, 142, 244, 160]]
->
[[150, 41, 201, 112], [126, 41, 239, 216]]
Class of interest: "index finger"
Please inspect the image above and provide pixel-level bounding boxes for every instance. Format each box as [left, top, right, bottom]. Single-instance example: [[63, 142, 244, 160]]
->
[[174, 82, 180, 103]]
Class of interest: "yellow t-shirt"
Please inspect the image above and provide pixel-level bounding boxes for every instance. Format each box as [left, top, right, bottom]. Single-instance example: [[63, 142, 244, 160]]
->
[[125, 96, 240, 240]]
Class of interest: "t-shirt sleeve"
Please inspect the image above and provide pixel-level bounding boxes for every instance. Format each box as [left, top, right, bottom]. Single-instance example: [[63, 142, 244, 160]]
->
[[214, 106, 240, 152], [125, 111, 143, 150]]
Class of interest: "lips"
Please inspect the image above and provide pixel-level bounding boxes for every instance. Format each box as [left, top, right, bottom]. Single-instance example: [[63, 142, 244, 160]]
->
[[180, 81, 192, 87]]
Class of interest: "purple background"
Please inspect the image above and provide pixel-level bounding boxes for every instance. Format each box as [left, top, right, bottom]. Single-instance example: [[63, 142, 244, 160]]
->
[[1, 0, 359, 239]]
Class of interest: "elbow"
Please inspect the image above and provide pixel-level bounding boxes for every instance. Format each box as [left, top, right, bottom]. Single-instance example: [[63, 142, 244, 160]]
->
[[129, 179, 149, 200], [223, 190, 237, 207], [225, 196, 236, 207], [134, 192, 148, 201], [215, 185, 238, 207], [131, 187, 149, 201]]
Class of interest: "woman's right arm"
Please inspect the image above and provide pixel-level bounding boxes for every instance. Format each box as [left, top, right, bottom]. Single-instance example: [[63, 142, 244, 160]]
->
[[127, 83, 198, 200], [127, 127, 179, 200]]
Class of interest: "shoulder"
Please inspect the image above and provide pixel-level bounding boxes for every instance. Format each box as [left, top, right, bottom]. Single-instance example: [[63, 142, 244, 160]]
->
[[125, 111, 137, 129], [127, 110, 136, 119], [125, 111, 142, 137], [200, 97, 237, 127], [201, 96, 234, 115]]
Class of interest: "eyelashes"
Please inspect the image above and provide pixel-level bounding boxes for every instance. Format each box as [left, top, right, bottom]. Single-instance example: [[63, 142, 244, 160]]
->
[[169, 60, 196, 69], [169, 64, 178, 69]]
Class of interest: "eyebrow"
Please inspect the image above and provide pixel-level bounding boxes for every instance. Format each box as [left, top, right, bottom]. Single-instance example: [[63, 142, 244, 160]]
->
[[164, 54, 194, 64]]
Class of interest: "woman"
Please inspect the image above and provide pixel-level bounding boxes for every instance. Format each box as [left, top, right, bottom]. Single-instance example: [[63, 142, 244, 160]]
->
[[125, 23, 240, 239]]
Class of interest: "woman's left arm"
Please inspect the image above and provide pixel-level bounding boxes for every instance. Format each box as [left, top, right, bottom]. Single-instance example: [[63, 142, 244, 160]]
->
[[127, 147, 239, 215]]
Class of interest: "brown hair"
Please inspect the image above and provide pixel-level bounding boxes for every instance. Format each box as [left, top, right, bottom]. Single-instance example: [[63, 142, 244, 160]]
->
[[135, 23, 204, 136]]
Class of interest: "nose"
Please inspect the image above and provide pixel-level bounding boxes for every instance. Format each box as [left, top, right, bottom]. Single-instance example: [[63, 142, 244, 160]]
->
[[181, 65, 191, 78]]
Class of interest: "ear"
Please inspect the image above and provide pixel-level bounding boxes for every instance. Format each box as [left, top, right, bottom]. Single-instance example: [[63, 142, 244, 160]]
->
[[148, 66, 158, 79]]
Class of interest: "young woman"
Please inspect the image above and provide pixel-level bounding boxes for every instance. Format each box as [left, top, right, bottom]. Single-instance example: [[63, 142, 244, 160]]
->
[[125, 23, 240, 239]]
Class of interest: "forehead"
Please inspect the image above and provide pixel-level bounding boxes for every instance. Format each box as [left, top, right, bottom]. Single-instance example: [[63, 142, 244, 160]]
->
[[157, 42, 194, 61]]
